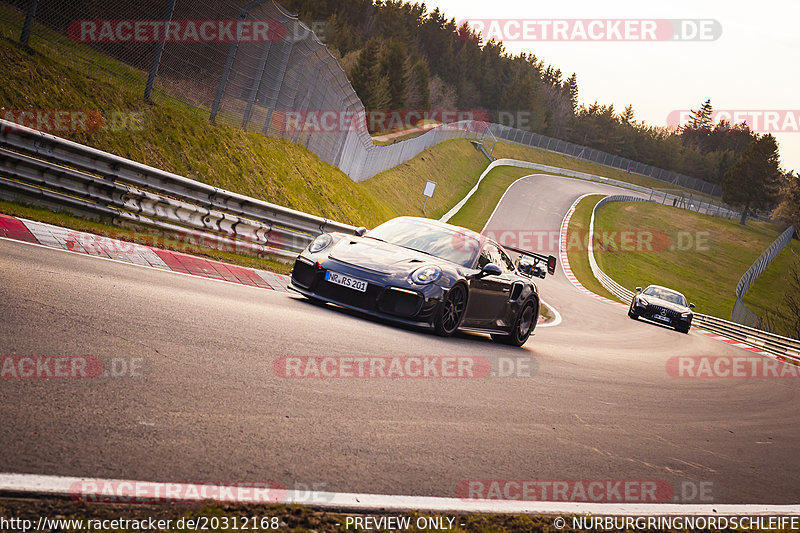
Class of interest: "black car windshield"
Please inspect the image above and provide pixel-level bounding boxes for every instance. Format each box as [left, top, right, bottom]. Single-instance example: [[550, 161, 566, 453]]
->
[[365, 218, 481, 267], [643, 286, 687, 306]]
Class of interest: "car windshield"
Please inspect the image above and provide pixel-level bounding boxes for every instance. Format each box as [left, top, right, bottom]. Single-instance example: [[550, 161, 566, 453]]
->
[[365, 218, 481, 267], [643, 286, 687, 306]]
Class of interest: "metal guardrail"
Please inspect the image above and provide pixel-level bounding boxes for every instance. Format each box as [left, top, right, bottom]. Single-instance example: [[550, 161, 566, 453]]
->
[[440, 159, 740, 224], [0, 120, 358, 258], [732, 225, 796, 326], [586, 195, 800, 362]]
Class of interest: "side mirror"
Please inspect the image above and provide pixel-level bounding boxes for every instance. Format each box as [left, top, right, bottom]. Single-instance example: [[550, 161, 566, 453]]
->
[[689, 303, 695, 309], [636, 287, 642, 292], [355, 227, 367, 237], [476, 263, 501, 278]]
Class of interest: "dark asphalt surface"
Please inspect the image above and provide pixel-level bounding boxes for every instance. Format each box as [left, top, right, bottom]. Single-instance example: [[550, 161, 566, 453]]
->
[[1, 175, 798, 504]]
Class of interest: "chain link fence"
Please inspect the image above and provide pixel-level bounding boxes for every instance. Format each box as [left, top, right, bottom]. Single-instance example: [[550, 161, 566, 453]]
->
[[4, 0, 725, 192], [646, 188, 743, 220], [487, 124, 722, 197]]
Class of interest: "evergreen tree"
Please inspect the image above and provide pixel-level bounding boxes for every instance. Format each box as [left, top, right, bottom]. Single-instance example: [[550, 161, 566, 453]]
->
[[564, 73, 579, 114], [688, 99, 714, 131], [621, 105, 635, 125], [350, 38, 383, 110], [772, 172, 800, 232], [722, 134, 782, 224], [407, 59, 430, 110], [379, 39, 408, 109]]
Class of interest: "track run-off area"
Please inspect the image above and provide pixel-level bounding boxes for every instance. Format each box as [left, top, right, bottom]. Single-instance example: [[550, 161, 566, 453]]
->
[[1, 174, 798, 506]]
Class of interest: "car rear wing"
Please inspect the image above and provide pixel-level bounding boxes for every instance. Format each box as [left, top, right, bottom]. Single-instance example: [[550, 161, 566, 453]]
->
[[503, 245, 558, 279]]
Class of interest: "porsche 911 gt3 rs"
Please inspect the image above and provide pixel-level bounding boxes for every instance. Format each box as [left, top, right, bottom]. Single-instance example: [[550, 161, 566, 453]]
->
[[289, 217, 556, 346]]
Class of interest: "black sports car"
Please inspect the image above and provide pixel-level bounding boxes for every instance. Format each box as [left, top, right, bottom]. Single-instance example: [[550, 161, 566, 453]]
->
[[628, 285, 695, 333], [289, 217, 557, 346]]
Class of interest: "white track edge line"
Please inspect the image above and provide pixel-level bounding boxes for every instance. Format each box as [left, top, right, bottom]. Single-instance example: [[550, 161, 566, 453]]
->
[[1, 473, 797, 515]]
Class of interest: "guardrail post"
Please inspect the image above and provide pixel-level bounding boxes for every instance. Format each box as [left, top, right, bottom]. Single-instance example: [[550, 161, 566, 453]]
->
[[19, 0, 38, 47], [144, 0, 177, 102]]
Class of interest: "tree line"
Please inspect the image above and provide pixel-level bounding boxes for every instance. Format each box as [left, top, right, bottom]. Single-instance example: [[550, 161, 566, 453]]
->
[[282, 0, 798, 228]]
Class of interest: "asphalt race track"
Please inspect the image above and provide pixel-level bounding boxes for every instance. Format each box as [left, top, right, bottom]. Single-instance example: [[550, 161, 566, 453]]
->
[[1, 175, 798, 504]]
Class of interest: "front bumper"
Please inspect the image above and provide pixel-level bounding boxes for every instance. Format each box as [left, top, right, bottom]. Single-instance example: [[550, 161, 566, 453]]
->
[[636, 305, 692, 329], [289, 255, 446, 327]]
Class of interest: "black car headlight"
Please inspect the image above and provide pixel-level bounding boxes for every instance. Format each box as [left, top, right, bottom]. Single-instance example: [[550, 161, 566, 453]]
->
[[681, 311, 691, 319], [308, 234, 332, 254], [637, 297, 649, 307], [411, 265, 442, 285]]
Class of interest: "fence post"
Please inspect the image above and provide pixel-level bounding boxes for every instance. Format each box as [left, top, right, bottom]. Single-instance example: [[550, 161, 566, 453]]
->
[[144, 0, 177, 101], [259, 38, 294, 135], [19, 0, 38, 47], [242, 41, 272, 130]]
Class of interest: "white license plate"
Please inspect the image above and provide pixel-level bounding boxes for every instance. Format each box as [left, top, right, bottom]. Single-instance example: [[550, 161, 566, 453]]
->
[[325, 271, 368, 292], [653, 314, 671, 322]]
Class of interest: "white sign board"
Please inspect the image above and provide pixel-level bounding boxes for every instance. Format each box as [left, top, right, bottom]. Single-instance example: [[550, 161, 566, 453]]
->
[[423, 180, 437, 198]]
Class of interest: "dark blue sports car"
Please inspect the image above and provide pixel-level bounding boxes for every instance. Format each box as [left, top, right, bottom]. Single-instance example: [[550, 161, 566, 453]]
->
[[289, 216, 556, 346]]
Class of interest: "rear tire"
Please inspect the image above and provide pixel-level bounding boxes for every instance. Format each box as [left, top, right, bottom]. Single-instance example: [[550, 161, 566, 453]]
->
[[434, 284, 467, 337], [491, 299, 536, 347]]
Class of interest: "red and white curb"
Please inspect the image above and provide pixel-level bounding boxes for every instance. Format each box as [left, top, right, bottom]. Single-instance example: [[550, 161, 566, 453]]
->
[[0, 213, 290, 292], [558, 194, 624, 307], [557, 196, 781, 360], [0, 473, 797, 515]]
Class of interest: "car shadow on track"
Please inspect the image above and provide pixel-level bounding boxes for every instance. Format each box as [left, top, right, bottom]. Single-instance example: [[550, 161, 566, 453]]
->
[[290, 294, 535, 351], [632, 315, 690, 334]]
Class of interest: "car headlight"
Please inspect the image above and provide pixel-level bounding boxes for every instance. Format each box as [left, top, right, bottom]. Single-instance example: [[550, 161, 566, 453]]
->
[[681, 311, 691, 318], [411, 265, 442, 284], [637, 297, 649, 307], [308, 234, 332, 254]]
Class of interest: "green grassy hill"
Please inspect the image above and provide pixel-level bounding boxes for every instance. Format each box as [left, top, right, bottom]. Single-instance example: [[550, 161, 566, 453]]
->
[[591, 200, 784, 319]]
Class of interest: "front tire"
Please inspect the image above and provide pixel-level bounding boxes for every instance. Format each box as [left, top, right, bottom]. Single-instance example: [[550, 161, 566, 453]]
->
[[492, 298, 537, 347], [433, 284, 467, 337], [628, 308, 639, 320]]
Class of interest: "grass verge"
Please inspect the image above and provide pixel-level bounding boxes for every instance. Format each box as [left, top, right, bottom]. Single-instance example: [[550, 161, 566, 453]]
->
[[564, 195, 619, 301], [742, 237, 800, 337], [447, 166, 540, 231], [593, 201, 783, 318], [360, 139, 490, 221], [0, 497, 580, 533], [492, 141, 719, 202]]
